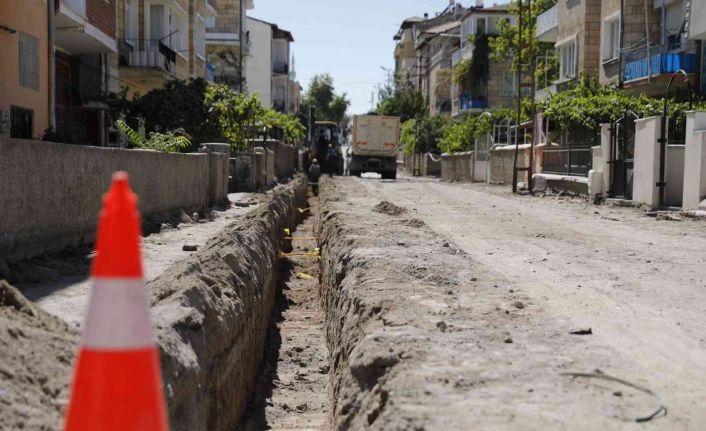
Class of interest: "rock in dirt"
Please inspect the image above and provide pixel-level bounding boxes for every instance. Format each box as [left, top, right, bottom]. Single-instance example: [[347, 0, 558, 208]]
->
[[373, 201, 407, 216], [570, 328, 593, 335], [182, 244, 198, 252]]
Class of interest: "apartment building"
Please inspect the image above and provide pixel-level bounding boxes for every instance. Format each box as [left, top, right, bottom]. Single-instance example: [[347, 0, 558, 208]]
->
[[206, 0, 254, 89], [411, 4, 467, 102], [452, 4, 515, 116], [535, 0, 602, 98], [244, 17, 297, 113], [537, 0, 699, 97], [117, 0, 216, 98], [55, 0, 119, 146], [393, 17, 424, 88], [0, 1, 50, 139]]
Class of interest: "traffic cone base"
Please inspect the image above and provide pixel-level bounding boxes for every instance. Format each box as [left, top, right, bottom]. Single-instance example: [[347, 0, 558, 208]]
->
[[65, 349, 168, 430]]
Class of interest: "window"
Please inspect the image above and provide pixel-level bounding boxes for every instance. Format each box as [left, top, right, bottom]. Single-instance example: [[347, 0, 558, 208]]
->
[[559, 39, 576, 80], [195, 14, 206, 59], [125, 0, 138, 41], [503, 70, 517, 97], [10, 106, 33, 139], [19, 32, 39, 90], [602, 17, 620, 62], [476, 17, 486, 35]]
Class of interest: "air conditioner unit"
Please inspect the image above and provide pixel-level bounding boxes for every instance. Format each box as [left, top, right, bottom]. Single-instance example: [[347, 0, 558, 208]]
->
[[0, 111, 10, 137]]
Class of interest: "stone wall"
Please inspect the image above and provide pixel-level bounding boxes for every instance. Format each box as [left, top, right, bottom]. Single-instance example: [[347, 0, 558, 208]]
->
[[0, 138, 228, 261]]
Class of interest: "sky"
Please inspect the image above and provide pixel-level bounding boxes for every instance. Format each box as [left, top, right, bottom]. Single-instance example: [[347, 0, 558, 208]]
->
[[249, 0, 511, 116]]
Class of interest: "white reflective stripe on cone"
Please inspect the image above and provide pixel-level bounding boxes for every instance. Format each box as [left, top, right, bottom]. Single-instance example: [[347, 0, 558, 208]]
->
[[82, 278, 154, 350]]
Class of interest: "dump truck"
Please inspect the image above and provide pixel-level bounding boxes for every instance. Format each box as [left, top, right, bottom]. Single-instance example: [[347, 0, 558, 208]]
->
[[350, 115, 400, 179]]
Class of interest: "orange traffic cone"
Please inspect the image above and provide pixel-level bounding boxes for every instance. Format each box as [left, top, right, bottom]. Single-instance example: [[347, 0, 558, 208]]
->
[[64, 172, 169, 431]]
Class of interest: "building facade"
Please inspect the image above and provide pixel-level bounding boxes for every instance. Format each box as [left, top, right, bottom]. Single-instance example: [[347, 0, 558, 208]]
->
[[206, 0, 254, 89], [0, 0, 51, 139], [453, 4, 516, 116], [245, 17, 297, 114], [537, 0, 699, 97]]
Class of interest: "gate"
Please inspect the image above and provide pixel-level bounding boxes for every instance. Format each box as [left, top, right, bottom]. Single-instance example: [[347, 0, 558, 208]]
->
[[609, 111, 638, 199]]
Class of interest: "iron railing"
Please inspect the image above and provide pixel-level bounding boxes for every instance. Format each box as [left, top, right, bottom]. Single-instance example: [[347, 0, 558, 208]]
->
[[119, 38, 177, 75], [542, 143, 593, 177]]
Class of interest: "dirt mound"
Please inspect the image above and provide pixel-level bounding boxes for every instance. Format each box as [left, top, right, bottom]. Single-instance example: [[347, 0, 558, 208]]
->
[[0, 280, 79, 431], [398, 218, 426, 228], [372, 201, 407, 216]]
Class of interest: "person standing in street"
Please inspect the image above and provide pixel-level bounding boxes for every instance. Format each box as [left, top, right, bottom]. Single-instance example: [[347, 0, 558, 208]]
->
[[309, 159, 321, 195], [325, 144, 336, 177]]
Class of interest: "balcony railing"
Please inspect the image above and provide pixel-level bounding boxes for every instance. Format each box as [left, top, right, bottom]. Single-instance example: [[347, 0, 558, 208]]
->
[[536, 4, 557, 42], [273, 62, 289, 75], [119, 39, 177, 75], [62, 0, 87, 17], [623, 45, 697, 82], [460, 95, 489, 111]]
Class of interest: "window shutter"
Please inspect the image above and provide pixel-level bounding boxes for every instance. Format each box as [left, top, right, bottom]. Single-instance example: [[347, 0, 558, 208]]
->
[[19, 32, 39, 90]]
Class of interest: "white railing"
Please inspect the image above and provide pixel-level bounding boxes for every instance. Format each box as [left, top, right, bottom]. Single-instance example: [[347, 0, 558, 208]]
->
[[63, 0, 87, 17], [536, 4, 557, 39]]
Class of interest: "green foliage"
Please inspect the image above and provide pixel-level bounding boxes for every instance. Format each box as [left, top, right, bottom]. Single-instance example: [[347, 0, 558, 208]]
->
[[116, 120, 191, 153], [539, 76, 703, 130], [377, 88, 428, 122], [133, 78, 222, 151], [400, 116, 451, 155], [452, 58, 473, 85], [115, 80, 306, 152], [438, 113, 493, 154], [257, 109, 307, 144], [204, 84, 264, 151], [489, 0, 558, 84], [300, 74, 350, 125]]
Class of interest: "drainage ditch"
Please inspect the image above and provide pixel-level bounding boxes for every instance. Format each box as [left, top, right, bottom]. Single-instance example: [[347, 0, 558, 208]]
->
[[242, 194, 330, 430]]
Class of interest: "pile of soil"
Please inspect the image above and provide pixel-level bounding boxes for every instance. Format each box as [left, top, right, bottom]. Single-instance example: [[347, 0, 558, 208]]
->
[[372, 201, 407, 216], [0, 280, 78, 430]]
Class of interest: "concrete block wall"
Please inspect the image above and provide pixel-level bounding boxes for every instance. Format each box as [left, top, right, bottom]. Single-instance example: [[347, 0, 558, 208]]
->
[[0, 138, 228, 261], [489, 145, 530, 185], [441, 152, 476, 183], [403, 153, 441, 177]]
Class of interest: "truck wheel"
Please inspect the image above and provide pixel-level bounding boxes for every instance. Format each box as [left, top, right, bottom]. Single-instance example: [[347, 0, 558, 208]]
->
[[382, 171, 397, 180]]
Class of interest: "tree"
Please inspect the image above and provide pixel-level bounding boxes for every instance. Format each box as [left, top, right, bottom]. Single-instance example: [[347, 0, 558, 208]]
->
[[489, 0, 558, 86], [300, 74, 351, 124], [377, 88, 428, 123], [133, 78, 222, 151]]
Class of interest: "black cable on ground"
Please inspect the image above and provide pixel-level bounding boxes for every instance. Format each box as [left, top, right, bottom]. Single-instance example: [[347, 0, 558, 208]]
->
[[561, 372, 667, 423]]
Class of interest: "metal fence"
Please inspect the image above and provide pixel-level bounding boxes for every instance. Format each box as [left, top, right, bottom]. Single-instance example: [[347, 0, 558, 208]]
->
[[542, 143, 593, 177]]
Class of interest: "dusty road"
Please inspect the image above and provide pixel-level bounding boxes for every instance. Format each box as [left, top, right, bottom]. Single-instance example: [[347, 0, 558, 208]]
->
[[337, 174, 706, 429], [21, 194, 262, 326]]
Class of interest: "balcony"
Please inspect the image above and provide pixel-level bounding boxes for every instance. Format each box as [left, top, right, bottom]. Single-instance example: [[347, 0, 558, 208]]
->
[[536, 5, 558, 43], [460, 95, 489, 111], [119, 39, 177, 78], [623, 50, 697, 83], [56, 0, 116, 53], [63, 0, 86, 16], [273, 62, 289, 75]]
